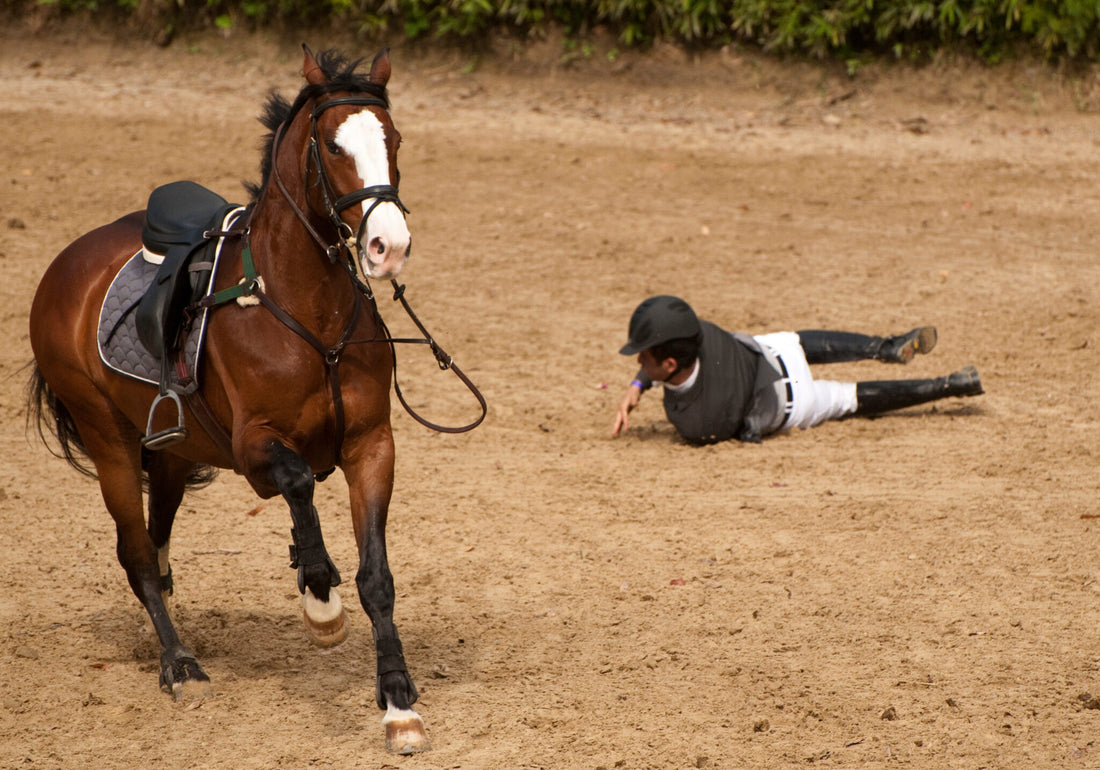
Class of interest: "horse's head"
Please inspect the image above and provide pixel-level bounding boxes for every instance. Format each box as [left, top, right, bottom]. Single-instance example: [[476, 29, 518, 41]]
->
[[300, 46, 411, 281]]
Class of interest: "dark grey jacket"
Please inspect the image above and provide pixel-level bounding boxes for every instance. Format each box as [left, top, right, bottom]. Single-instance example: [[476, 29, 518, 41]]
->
[[635, 321, 782, 444]]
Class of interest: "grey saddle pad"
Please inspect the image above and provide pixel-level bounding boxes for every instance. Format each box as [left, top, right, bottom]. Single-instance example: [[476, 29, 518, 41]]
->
[[97, 206, 245, 390]]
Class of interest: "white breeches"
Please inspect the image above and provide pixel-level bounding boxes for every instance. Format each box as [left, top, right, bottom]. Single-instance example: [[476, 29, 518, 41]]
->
[[754, 332, 858, 431]]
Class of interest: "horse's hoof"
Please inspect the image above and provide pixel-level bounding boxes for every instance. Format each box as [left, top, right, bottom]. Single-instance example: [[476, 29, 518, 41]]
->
[[301, 587, 349, 648], [383, 705, 431, 754], [159, 649, 212, 701], [168, 677, 214, 702]]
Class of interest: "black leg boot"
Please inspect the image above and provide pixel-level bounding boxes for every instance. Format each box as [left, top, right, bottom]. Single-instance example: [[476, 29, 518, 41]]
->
[[798, 327, 937, 364], [854, 366, 983, 415]]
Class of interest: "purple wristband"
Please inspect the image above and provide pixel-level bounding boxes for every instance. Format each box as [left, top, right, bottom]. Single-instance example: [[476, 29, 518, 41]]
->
[[631, 379, 644, 390]]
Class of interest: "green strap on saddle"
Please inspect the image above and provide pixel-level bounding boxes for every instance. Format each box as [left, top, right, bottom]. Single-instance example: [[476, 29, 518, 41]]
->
[[205, 244, 260, 307]]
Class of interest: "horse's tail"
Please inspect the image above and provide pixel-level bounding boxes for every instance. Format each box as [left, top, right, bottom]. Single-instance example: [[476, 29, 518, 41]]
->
[[26, 362, 219, 490], [26, 362, 98, 480]]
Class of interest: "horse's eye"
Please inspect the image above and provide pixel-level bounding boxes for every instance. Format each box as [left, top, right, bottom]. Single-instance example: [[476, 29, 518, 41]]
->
[[325, 140, 342, 155]]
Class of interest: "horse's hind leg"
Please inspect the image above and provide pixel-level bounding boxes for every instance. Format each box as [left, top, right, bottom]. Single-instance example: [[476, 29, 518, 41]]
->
[[77, 413, 211, 700], [146, 452, 196, 604]]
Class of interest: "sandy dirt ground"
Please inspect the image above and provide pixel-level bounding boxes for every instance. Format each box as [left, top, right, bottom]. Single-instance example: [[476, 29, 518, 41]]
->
[[1, 22, 1099, 769]]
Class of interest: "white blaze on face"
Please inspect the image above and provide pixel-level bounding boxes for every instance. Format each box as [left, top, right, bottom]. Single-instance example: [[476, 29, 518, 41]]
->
[[334, 110, 411, 279]]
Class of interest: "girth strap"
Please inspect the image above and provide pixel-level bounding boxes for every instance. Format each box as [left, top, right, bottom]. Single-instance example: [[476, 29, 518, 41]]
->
[[182, 384, 235, 462]]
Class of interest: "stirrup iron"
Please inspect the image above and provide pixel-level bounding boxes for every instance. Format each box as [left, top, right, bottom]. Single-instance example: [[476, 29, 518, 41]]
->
[[142, 390, 189, 449]]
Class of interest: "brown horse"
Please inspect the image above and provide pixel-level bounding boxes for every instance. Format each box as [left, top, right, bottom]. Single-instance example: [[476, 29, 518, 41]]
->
[[27, 46, 433, 754]]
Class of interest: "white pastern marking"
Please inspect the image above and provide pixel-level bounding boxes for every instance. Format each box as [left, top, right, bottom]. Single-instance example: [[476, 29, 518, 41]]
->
[[302, 586, 344, 624], [335, 111, 410, 276], [382, 703, 424, 727], [157, 542, 171, 578]]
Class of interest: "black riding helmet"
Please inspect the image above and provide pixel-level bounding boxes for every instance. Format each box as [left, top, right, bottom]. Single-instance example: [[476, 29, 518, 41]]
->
[[619, 295, 701, 355]]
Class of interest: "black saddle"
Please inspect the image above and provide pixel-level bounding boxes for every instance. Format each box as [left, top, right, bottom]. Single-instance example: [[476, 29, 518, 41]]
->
[[135, 180, 238, 366], [134, 180, 240, 450]]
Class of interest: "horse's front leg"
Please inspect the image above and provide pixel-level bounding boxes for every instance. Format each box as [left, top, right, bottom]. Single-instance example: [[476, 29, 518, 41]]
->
[[344, 425, 430, 754], [259, 441, 349, 647]]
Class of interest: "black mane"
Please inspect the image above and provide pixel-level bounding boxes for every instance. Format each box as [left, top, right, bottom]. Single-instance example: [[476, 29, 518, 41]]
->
[[245, 49, 390, 201]]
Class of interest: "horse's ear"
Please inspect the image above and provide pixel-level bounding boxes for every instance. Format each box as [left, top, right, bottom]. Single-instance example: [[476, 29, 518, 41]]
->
[[368, 48, 391, 87], [302, 43, 326, 86]]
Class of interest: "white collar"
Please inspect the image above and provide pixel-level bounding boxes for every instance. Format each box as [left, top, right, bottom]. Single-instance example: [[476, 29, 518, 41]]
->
[[662, 359, 699, 393]]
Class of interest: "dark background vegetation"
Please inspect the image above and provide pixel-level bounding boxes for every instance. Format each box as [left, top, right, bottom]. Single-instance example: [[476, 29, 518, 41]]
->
[[6, 0, 1100, 64]]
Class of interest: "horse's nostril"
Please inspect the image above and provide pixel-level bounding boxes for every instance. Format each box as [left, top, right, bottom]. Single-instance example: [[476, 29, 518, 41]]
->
[[370, 237, 385, 256]]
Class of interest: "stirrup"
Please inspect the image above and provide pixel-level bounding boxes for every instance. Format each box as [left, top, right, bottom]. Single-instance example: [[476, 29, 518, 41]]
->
[[142, 390, 189, 449]]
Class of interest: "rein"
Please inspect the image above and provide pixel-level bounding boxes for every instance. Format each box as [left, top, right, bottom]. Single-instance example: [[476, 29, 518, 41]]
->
[[197, 90, 485, 463]]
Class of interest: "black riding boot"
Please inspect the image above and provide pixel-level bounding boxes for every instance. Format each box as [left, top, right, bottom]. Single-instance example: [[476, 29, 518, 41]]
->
[[798, 327, 937, 365], [854, 366, 983, 415]]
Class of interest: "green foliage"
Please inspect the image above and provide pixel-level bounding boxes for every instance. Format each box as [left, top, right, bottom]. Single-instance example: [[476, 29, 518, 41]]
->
[[25, 0, 1100, 62], [732, 0, 1100, 60], [35, 0, 139, 11]]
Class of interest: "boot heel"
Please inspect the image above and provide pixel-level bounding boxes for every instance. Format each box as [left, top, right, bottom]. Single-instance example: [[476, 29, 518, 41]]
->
[[947, 366, 983, 396], [881, 326, 938, 363]]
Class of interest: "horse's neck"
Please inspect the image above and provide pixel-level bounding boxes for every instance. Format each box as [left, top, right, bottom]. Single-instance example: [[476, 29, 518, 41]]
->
[[245, 200, 359, 331]]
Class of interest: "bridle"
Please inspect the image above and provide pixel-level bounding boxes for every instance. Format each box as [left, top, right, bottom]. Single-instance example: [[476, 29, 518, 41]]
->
[[271, 93, 408, 291], [222, 88, 486, 462], [306, 95, 410, 280]]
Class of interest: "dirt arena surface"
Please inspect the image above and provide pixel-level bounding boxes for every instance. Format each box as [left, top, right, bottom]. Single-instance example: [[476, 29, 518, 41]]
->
[[1, 24, 1098, 769]]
